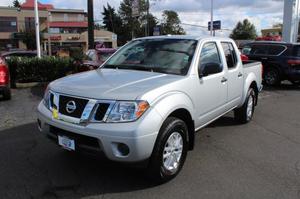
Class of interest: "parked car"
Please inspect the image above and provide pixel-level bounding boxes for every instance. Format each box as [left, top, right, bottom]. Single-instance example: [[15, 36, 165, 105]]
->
[[242, 41, 300, 86], [0, 56, 11, 100], [37, 36, 262, 182], [81, 48, 116, 71], [1, 51, 37, 61]]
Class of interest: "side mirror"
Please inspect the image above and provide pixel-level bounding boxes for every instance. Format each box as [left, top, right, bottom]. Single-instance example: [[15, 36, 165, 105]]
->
[[199, 62, 222, 78]]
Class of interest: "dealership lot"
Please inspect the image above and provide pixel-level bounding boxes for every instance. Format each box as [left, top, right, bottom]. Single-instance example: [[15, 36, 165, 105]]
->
[[0, 84, 300, 199]]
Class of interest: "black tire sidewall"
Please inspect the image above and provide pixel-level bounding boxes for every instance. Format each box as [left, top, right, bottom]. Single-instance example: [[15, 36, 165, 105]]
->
[[149, 117, 188, 182]]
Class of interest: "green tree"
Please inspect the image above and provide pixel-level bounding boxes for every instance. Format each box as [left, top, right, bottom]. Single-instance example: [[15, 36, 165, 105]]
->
[[102, 3, 123, 34], [12, 0, 20, 8], [230, 19, 257, 40], [161, 10, 185, 35], [19, 30, 43, 50]]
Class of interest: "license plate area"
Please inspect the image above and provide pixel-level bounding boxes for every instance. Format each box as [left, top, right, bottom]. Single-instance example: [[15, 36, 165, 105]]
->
[[58, 135, 75, 151]]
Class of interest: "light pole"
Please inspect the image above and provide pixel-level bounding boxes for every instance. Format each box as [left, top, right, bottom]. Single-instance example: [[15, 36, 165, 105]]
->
[[34, 0, 41, 58], [88, 0, 94, 49], [210, 0, 213, 36]]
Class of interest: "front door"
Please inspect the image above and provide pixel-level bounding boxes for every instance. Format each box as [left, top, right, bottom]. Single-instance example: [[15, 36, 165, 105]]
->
[[195, 42, 228, 127]]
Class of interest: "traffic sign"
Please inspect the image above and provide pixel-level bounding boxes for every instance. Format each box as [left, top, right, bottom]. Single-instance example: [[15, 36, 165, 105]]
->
[[208, 20, 221, 31]]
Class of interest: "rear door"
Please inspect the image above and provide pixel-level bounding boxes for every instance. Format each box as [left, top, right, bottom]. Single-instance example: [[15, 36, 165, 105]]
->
[[221, 42, 243, 107], [195, 41, 228, 126]]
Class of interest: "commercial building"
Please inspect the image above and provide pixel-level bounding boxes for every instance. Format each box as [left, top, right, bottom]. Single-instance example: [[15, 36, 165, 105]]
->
[[0, 0, 117, 53]]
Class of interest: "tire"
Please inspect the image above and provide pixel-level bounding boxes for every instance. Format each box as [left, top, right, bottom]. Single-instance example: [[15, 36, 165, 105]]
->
[[2, 88, 11, 100], [264, 67, 280, 86], [147, 117, 188, 183], [234, 88, 256, 124]]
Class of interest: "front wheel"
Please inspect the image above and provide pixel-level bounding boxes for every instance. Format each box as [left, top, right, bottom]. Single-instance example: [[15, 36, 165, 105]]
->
[[234, 88, 256, 124], [147, 117, 188, 183]]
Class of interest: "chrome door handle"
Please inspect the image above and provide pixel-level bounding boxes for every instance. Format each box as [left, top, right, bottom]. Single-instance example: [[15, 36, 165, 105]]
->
[[261, 57, 268, 60], [238, 72, 243, 77], [221, 77, 228, 83]]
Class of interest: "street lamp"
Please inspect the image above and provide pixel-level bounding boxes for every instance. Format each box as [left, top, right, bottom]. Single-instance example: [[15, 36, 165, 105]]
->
[[210, 0, 213, 36], [34, 0, 41, 58]]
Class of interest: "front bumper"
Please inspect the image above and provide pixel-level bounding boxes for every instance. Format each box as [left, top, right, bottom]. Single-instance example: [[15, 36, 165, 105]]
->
[[37, 101, 163, 162]]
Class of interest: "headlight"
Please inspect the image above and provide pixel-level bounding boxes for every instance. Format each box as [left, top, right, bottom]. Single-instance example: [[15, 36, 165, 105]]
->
[[43, 86, 50, 109], [106, 101, 149, 122]]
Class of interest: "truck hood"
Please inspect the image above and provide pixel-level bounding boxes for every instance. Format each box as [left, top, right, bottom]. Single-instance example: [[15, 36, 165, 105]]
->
[[50, 68, 183, 101]]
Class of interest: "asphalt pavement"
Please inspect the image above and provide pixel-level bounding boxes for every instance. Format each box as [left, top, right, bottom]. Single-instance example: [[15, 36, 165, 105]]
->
[[0, 84, 300, 199]]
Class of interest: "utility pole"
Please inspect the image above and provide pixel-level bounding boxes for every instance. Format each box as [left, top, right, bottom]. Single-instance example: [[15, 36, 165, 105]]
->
[[87, 0, 94, 49], [210, 0, 213, 36], [146, 0, 150, 36], [34, 0, 41, 58]]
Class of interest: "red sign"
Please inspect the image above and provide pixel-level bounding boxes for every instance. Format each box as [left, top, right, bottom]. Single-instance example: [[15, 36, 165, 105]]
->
[[50, 36, 62, 41]]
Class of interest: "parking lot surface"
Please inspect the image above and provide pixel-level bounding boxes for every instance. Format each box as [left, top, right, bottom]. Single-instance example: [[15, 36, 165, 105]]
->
[[0, 84, 300, 199]]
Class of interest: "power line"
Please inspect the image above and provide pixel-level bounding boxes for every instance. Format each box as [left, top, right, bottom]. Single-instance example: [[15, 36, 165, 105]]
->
[[180, 22, 232, 31]]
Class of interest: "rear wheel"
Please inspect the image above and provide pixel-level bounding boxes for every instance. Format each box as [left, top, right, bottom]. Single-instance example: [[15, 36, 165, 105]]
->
[[147, 117, 188, 183], [234, 88, 256, 124], [2, 88, 11, 100], [264, 67, 280, 86]]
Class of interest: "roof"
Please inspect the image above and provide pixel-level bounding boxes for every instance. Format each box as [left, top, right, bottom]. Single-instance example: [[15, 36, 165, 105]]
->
[[21, 0, 54, 10], [135, 35, 234, 41], [50, 8, 86, 14], [48, 22, 88, 28]]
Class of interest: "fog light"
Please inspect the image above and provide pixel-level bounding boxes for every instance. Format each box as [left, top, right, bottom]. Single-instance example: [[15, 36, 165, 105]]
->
[[117, 143, 130, 156]]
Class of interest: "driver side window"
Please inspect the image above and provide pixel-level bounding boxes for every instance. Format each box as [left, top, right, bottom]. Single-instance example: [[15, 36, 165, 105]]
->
[[199, 42, 222, 76]]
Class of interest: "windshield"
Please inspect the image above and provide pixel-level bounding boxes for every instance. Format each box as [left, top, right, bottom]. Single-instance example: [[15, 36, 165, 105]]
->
[[102, 39, 198, 75]]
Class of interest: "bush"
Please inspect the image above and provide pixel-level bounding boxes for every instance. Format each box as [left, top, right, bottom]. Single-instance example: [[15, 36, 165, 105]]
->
[[7, 56, 77, 84]]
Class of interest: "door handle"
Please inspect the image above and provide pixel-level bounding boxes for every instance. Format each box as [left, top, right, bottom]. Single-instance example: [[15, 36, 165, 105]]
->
[[221, 77, 228, 83], [261, 57, 268, 60], [238, 72, 243, 77]]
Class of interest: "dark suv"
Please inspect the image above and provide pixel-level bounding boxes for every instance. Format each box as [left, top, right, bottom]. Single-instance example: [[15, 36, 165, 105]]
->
[[242, 41, 300, 86]]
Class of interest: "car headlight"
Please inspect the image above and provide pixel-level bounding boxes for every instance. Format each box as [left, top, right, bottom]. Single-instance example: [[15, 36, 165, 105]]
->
[[106, 101, 149, 122], [43, 86, 50, 109]]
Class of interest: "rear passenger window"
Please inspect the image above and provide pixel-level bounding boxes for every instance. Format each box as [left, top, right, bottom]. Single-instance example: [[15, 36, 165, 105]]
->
[[251, 45, 268, 55], [268, 45, 286, 55], [221, 42, 237, 69]]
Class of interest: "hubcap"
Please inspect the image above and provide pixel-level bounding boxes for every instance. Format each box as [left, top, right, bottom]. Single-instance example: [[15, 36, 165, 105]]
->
[[162, 132, 183, 172], [265, 71, 276, 85], [247, 95, 254, 119]]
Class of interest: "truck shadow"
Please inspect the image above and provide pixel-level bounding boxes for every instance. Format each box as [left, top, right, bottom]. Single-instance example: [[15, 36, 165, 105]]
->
[[263, 82, 300, 91], [0, 123, 159, 199], [207, 115, 240, 128]]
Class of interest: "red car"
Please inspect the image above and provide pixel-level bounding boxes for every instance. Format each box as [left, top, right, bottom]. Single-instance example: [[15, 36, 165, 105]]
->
[[81, 48, 117, 71], [0, 56, 11, 100]]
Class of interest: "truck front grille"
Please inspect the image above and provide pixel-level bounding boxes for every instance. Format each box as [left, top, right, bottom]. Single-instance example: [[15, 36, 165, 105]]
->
[[58, 95, 89, 118], [94, 103, 111, 121]]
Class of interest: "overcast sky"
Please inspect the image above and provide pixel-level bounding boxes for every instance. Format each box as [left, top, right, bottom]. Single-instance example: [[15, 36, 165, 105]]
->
[[0, 0, 284, 36]]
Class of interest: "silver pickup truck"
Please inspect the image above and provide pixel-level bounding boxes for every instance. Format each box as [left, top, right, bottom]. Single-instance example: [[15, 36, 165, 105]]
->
[[37, 36, 262, 182]]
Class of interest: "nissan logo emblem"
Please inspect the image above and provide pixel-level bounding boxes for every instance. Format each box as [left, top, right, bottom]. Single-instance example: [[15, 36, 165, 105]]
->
[[66, 100, 76, 113]]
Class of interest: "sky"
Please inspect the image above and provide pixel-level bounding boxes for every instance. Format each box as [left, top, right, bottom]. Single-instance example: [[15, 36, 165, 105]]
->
[[0, 0, 284, 36]]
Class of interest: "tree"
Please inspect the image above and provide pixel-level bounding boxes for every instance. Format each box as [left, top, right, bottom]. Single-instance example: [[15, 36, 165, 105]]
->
[[19, 30, 43, 50], [230, 19, 257, 40], [102, 3, 123, 34], [12, 0, 20, 8], [161, 10, 185, 35]]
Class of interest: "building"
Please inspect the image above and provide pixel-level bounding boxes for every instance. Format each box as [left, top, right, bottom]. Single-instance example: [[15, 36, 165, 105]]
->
[[0, 0, 117, 53], [261, 27, 282, 37]]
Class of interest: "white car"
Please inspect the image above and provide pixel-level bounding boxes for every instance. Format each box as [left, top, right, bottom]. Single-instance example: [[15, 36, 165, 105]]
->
[[37, 36, 263, 182]]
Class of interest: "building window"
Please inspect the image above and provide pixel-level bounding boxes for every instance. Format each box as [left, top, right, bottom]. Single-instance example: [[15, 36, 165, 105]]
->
[[64, 14, 68, 22], [77, 14, 84, 21], [0, 17, 17, 32], [25, 17, 35, 32]]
